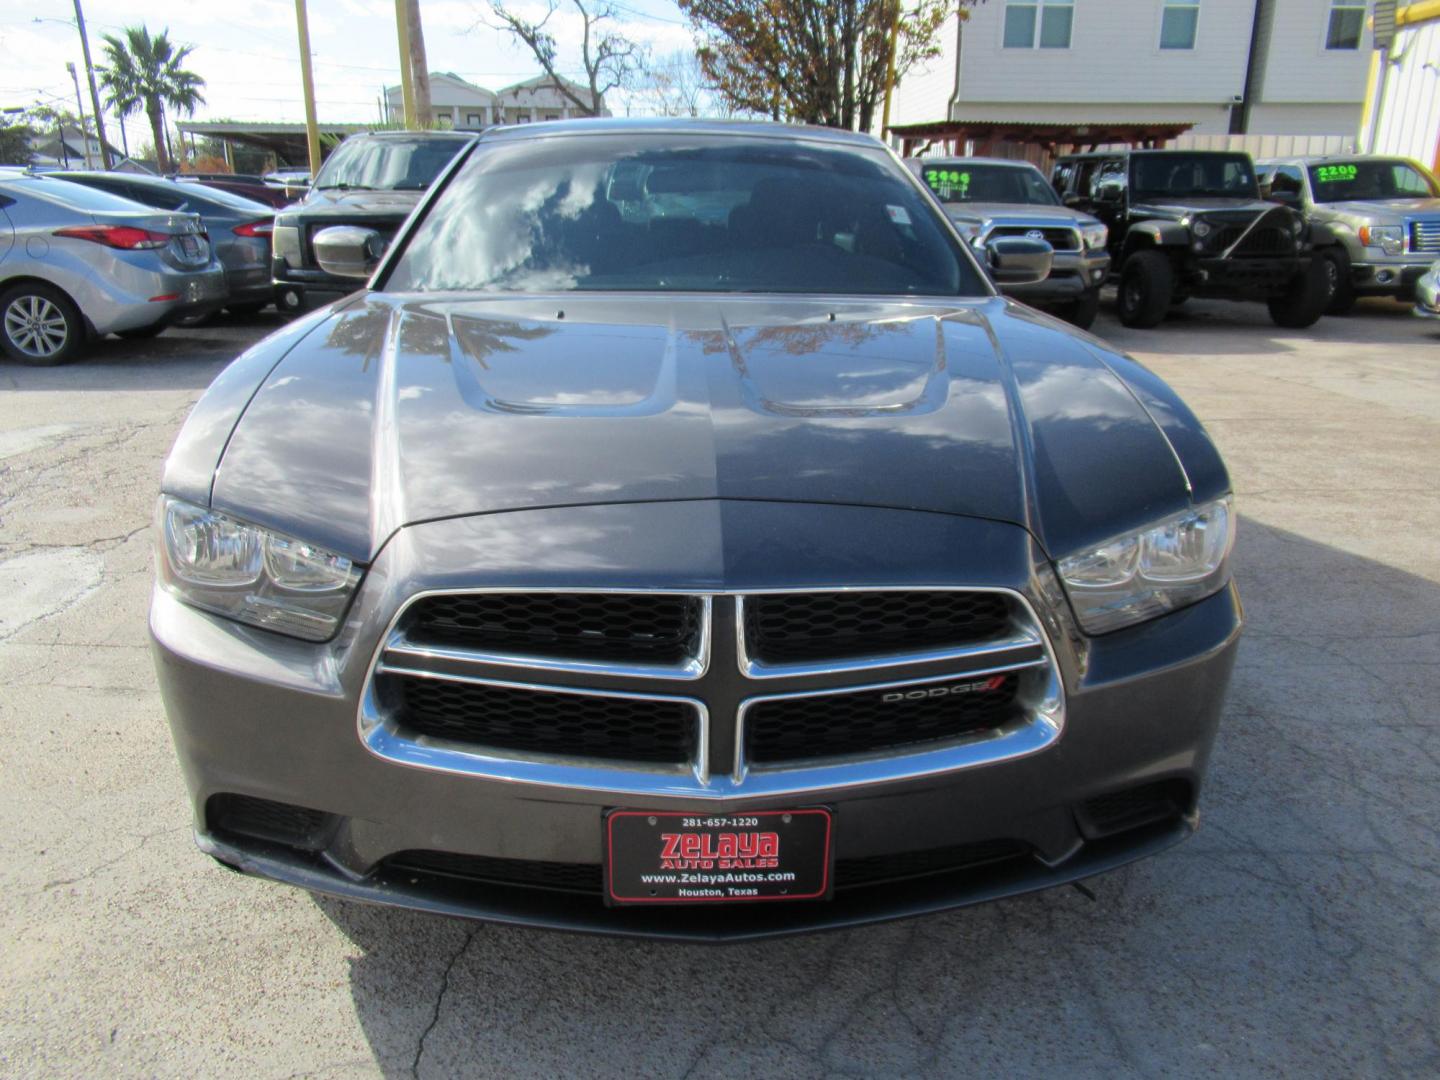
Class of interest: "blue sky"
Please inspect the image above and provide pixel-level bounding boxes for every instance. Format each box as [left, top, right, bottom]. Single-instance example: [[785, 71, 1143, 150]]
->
[[1, 0, 695, 142]]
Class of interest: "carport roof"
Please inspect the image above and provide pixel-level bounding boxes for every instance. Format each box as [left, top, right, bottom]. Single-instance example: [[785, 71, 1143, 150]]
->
[[889, 119, 1196, 157], [176, 121, 373, 164]]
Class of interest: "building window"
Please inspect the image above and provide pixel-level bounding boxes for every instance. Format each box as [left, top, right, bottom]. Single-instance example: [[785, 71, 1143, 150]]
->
[[1326, 0, 1365, 49], [1003, 0, 1073, 49], [465, 113, 481, 127], [1160, 0, 1200, 50]]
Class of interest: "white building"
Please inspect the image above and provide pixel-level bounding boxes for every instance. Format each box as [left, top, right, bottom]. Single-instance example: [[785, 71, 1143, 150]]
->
[[886, 0, 1374, 150], [384, 71, 609, 129]]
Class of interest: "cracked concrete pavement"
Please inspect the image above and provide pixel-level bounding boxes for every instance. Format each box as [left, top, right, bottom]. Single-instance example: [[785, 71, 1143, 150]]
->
[[1, 299, 1437, 1078]]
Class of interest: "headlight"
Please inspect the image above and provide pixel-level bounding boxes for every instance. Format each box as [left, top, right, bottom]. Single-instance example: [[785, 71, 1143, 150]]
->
[[1358, 225, 1404, 256], [1191, 220, 1211, 238], [272, 224, 303, 269], [950, 219, 983, 244], [1080, 223, 1108, 250], [159, 497, 361, 641], [1057, 497, 1235, 634]]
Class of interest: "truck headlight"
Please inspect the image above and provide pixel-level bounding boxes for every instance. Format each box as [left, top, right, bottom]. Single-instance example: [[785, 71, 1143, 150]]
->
[[1057, 497, 1235, 634], [950, 219, 983, 244], [158, 497, 361, 642], [1358, 225, 1404, 256], [1080, 223, 1108, 250]]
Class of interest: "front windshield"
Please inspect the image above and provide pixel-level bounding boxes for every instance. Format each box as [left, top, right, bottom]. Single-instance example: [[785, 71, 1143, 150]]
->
[[313, 136, 466, 191], [917, 162, 1060, 206], [1131, 154, 1258, 200], [384, 135, 984, 297], [1307, 160, 1439, 201]]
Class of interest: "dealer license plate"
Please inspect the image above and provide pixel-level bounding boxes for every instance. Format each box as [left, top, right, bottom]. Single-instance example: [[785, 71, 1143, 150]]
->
[[604, 808, 832, 905]]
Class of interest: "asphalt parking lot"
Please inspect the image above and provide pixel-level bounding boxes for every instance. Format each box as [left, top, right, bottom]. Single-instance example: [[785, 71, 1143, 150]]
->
[[1, 297, 1437, 1078]]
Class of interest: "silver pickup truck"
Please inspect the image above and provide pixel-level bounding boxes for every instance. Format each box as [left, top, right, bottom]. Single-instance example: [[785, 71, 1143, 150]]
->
[[1257, 155, 1440, 314], [908, 158, 1110, 328]]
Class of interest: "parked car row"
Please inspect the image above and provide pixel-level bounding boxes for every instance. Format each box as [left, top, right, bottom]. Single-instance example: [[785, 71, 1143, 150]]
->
[[909, 147, 1440, 332], [0, 131, 482, 364], [0, 169, 230, 364]]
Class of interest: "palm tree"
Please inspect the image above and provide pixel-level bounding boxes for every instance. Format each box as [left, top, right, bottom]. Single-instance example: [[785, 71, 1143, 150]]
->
[[98, 27, 205, 173]]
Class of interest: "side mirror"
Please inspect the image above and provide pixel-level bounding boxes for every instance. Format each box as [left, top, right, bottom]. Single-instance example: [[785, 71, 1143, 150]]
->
[[987, 237, 1053, 285], [1266, 188, 1301, 206], [1096, 182, 1124, 204], [312, 225, 387, 280]]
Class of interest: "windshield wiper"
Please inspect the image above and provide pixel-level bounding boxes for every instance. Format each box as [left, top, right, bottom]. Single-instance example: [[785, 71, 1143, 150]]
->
[[316, 182, 373, 191]]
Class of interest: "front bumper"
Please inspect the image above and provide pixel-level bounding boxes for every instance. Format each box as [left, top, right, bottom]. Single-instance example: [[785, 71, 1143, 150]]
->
[[152, 501, 1242, 940], [1189, 255, 1307, 297], [1353, 261, 1434, 300], [1414, 268, 1440, 318], [1002, 249, 1110, 303]]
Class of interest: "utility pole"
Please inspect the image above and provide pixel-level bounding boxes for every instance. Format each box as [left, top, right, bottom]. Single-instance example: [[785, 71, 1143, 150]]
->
[[394, 0, 417, 129], [880, 0, 901, 140], [294, 0, 323, 177], [72, 0, 111, 168], [66, 62, 94, 168]]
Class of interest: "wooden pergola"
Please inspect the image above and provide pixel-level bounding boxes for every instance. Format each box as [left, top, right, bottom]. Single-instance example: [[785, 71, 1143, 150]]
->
[[890, 119, 1196, 161]]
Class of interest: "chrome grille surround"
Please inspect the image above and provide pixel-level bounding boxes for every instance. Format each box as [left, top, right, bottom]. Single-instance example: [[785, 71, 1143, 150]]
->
[[1411, 218, 1440, 255], [358, 586, 1065, 799]]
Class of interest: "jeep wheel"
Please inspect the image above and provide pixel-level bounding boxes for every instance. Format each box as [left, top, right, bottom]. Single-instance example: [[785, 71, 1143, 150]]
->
[[1321, 248, 1356, 315], [1058, 289, 1100, 330], [1268, 258, 1329, 329], [1117, 251, 1174, 328]]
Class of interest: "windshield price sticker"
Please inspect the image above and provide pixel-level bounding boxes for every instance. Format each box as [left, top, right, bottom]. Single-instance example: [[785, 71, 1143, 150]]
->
[[605, 808, 833, 905], [886, 204, 913, 225], [1315, 164, 1357, 184], [924, 169, 970, 199]]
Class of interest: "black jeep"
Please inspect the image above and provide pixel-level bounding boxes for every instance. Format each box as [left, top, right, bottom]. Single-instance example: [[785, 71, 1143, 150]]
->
[[1052, 150, 1335, 328]]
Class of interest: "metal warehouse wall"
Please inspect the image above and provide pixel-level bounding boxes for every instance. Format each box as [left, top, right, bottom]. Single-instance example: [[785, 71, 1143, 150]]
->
[[1365, 15, 1440, 170]]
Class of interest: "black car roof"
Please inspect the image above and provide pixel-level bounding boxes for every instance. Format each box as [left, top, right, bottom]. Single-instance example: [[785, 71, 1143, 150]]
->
[[1057, 149, 1253, 161]]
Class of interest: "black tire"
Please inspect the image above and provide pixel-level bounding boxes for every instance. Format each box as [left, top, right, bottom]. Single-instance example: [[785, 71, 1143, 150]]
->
[[1320, 247, 1357, 315], [1059, 289, 1100, 330], [225, 301, 270, 316], [116, 322, 167, 339], [1268, 257, 1329, 329], [1117, 250, 1174, 328], [0, 282, 85, 365]]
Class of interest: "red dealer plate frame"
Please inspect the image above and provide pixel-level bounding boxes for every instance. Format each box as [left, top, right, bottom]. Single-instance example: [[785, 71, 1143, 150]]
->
[[604, 808, 833, 906]]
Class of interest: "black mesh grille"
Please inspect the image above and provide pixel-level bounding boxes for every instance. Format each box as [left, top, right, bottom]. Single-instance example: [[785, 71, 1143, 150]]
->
[[1077, 780, 1190, 838], [386, 850, 604, 894], [746, 673, 1020, 764], [380, 839, 1029, 897], [404, 593, 702, 664], [208, 794, 334, 850], [385, 674, 696, 764], [743, 591, 1011, 665]]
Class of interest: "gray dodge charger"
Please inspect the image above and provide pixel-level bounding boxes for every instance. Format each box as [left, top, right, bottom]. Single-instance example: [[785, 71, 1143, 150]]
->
[[151, 120, 1241, 941]]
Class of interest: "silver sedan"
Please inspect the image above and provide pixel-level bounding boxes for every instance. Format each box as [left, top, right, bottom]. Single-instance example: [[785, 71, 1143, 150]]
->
[[0, 170, 228, 365]]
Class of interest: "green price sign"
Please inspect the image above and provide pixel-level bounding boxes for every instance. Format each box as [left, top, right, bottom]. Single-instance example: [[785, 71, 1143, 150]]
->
[[1315, 164, 1357, 183], [924, 169, 971, 198]]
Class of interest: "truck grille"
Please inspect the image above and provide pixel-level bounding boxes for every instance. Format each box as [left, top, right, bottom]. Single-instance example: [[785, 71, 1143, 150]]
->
[[403, 592, 703, 665], [1413, 219, 1440, 255], [1211, 224, 1292, 256], [988, 225, 1079, 251], [741, 590, 1010, 665], [384, 673, 698, 763], [364, 588, 1057, 781], [744, 672, 1021, 764]]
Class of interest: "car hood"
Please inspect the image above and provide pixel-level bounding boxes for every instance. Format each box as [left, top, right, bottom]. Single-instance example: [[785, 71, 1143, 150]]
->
[[1133, 196, 1274, 217], [281, 189, 425, 222], [1317, 197, 1440, 219], [203, 294, 1226, 563], [945, 203, 1099, 227]]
